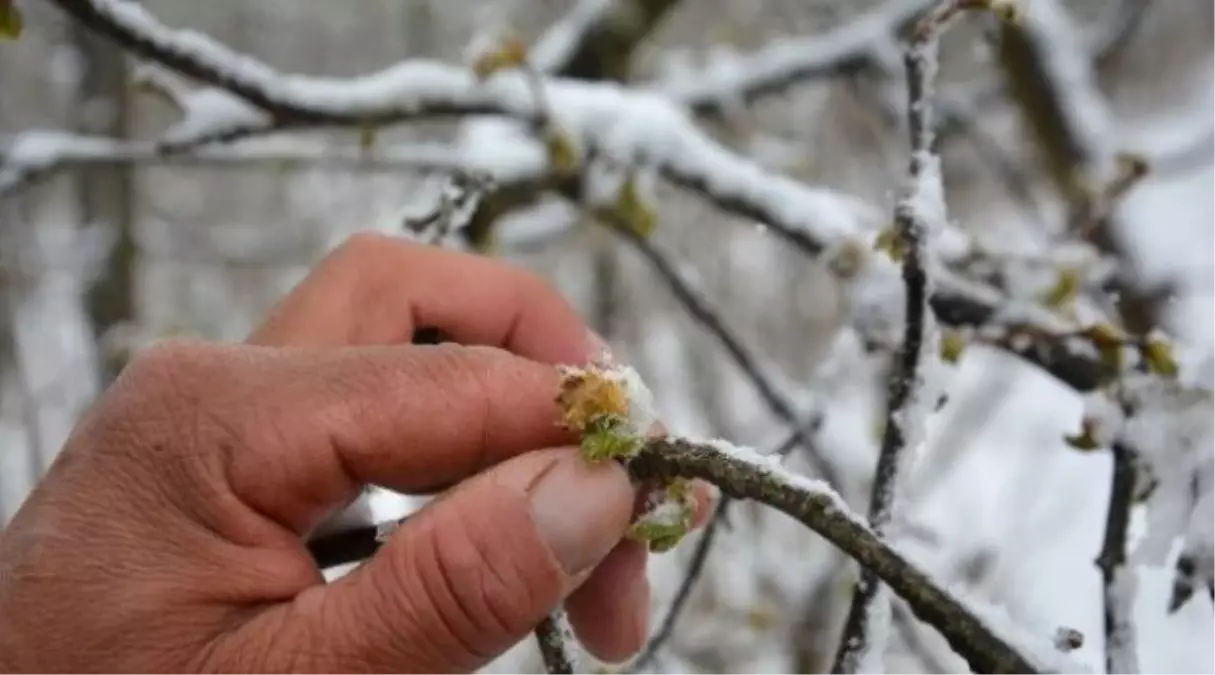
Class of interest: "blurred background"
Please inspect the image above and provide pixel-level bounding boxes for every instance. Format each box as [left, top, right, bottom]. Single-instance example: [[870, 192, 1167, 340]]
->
[[0, 0, 1212, 672]]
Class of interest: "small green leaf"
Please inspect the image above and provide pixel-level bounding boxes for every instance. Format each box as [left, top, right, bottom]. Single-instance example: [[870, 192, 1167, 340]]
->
[[627, 511, 690, 552], [580, 422, 641, 462], [1141, 337, 1179, 378], [1040, 267, 1081, 311], [940, 330, 966, 365], [1084, 323, 1127, 374], [627, 480, 694, 552], [988, 0, 1021, 24]]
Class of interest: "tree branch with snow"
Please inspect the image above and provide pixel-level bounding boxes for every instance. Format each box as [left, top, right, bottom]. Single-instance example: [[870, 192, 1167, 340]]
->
[[991, 0, 1166, 336], [830, 2, 981, 670], [6, 0, 1158, 406]]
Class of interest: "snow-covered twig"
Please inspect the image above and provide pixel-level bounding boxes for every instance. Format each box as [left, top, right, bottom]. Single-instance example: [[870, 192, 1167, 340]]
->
[[0, 131, 472, 197], [42, 0, 1145, 401], [47, 0, 879, 253], [630, 436, 1038, 674], [830, 0, 963, 669], [661, 0, 937, 116], [397, 171, 497, 245], [1098, 439, 1141, 674], [993, 0, 1163, 336], [535, 609, 577, 674], [306, 430, 1040, 673], [627, 419, 819, 671]]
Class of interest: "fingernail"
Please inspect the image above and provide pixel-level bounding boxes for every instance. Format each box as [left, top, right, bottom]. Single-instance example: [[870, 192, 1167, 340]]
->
[[530, 453, 633, 576]]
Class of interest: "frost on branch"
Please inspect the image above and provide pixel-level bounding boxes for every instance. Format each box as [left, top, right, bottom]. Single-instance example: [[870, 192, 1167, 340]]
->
[[535, 608, 578, 674]]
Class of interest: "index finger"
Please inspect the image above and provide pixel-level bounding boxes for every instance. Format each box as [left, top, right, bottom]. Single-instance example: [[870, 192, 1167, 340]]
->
[[248, 232, 599, 365]]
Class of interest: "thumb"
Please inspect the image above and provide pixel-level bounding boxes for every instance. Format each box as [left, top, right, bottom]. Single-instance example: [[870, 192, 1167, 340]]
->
[[243, 448, 634, 673]]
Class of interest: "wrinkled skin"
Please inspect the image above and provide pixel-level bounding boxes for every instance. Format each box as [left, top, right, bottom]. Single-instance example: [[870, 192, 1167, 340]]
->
[[0, 233, 712, 673]]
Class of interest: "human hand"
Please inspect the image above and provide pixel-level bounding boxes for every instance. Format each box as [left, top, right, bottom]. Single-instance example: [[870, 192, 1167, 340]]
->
[[0, 233, 711, 673]]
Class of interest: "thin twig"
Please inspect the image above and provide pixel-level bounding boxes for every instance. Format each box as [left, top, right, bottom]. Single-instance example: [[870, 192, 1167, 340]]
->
[[1097, 440, 1140, 674], [831, 1, 957, 669], [0, 132, 471, 197], [308, 435, 1039, 673], [631, 437, 1038, 674], [535, 609, 577, 674], [32, 0, 1144, 400], [603, 220, 838, 484]]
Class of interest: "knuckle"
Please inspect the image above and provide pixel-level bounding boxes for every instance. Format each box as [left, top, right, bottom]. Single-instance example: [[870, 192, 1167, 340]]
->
[[419, 504, 538, 657]]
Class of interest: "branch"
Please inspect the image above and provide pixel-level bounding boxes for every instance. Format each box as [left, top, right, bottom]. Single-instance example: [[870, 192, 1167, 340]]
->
[[0, 131, 471, 196], [531, 0, 682, 81], [535, 609, 577, 674], [309, 436, 1040, 674], [832, 1, 960, 668], [42, 0, 1131, 400], [626, 424, 814, 671], [1097, 440, 1141, 674], [630, 438, 1038, 674], [662, 0, 937, 116], [46, 0, 880, 251], [993, 0, 1164, 335], [601, 219, 838, 484]]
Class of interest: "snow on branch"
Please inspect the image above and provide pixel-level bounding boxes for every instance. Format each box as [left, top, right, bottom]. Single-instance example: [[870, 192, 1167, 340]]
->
[[0, 131, 472, 197], [1098, 438, 1141, 675], [308, 359, 1048, 673], [992, 0, 1163, 335], [626, 436, 1040, 674], [37, 0, 1157, 404], [46, 0, 879, 251], [661, 0, 937, 115], [535, 609, 578, 674], [830, 1, 973, 670], [308, 433, 1040, 674]]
